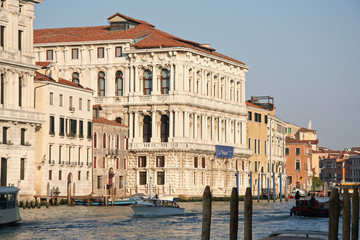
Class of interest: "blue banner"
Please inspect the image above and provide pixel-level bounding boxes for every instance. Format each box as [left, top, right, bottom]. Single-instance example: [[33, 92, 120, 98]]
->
[[215, 145, 234, 158]]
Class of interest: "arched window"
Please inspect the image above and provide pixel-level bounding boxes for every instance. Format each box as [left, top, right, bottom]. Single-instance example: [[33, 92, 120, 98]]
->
[[98, 71, 105, 96], [115, 71, 123, 96], [296, 160, 300, 171], [160, 115, 169, 142], [115, 117, 122, 124], [72, 72, 80, 85], [93, 132, 97, 148], [103, 133, 106, 148], [143, 70, 152, 95], [143, 115, 152, 142], [160, 69, 170, 94]]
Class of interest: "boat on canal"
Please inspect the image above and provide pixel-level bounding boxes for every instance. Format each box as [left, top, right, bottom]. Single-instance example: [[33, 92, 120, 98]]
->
[[131, 198, 184, 217], [290, 200, 330, 218], [0, 187, 21, 225], [260, 230, 327, 240]]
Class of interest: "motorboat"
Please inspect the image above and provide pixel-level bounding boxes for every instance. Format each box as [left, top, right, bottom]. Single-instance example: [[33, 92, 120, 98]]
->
[[290, 200, 332, 218], [259, 230, 327, 240], [131, 198, 184, 217], [291, 188, 307, 197], [0, 187, 21, 225]]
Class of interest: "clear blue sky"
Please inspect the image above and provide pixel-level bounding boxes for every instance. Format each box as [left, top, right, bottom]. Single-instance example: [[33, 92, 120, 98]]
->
[[34, 0, 360, 150]]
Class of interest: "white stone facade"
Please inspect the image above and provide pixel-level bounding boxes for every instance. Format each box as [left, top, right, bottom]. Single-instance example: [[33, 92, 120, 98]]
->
[[34, 14, 252, 196], [0, 0, 44, 200], [34, 67, 93, 197]]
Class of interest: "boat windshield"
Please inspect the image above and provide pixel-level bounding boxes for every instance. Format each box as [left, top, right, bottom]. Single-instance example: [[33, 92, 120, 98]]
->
[[0, 193, 16, 210]]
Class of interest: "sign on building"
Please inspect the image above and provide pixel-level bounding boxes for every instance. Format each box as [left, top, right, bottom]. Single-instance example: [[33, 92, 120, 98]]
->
[[215, 145, 234, 158]]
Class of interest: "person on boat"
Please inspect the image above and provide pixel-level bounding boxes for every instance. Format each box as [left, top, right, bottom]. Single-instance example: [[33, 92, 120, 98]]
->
[[295, 191, 301, 205], [309, 194, 316, 207]]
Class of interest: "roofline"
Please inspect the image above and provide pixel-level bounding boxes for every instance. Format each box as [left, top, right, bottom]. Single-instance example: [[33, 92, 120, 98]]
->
[[246, 104, 269, 113], [125, 47, 249, 69], [268, 115, 286, 125], [0, 58, 40, 71], [34, 39, 133, 47], [35, 79, 94, 93]]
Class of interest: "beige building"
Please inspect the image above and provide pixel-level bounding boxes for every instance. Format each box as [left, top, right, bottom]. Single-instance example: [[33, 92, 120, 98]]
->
[[34, 13, 252, 197], [0, 0, 45, 200], [246, 97, 286, 196], [34, 63, 93, 197], [93, 105, 128, 197]]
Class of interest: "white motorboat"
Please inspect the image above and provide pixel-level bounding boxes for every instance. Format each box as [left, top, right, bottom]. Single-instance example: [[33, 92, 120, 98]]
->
[[131, 198, 184, 217], [0, 187, 21, 225]]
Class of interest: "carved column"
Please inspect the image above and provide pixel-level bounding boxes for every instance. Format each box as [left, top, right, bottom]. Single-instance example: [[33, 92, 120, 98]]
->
[[218, 117, 222, 142], [134, 112, 139, 142], [151, 111, 157, 142], [129, 112, 133, 139], [211, 116, 215, 142], [169, 64, 174, 93], [152, 64, 157, 94], [129, 66, 134, 93], [169, 110, 173, 141], [194, 113, 198, 139]]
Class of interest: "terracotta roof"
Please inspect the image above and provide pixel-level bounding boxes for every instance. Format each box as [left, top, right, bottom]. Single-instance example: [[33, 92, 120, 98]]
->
[[34, 71, 92, 91], [286, 137, 317, 145], [245, 101, 266, 110], [93, 116, 128, 128], [107, 12, 154, 27], [36, 61, 53, 68], [34, 13, 245, 66], [299, 127, 317, 133]]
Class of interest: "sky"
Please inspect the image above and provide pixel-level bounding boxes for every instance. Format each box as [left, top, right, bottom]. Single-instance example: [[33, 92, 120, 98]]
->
[[34, 0, 360, 150]]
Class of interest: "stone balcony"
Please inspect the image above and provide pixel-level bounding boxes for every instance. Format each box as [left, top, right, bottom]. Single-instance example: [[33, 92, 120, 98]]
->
[[0, 108, 45, 124]]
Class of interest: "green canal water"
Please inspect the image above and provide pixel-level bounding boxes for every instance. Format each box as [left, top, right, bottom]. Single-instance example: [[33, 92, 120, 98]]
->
[[0, 198, 343, 239]]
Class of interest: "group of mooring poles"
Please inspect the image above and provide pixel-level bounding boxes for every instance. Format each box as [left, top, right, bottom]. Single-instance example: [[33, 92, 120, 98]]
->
[[201, 185, 359, 240], [329, 187, 359, 240], [201, 186, 252, 240]]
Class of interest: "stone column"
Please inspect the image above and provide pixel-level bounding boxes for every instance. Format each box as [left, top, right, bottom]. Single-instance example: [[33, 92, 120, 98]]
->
[[193, 68, 197, 94], [194, 113, 198, 139], [184, 65, 188, 92], [234, 121, 238, 144], [225, 118, 229, 143], [134, 112, 139, 142], [184, 111, 189, 138], [124, 66, 130, 96], [169, 110, 173, 141], [152, 64, 157, 94], [218, 117, 222, 142], [169, 64, 174, 93], [151, 111, 157, 142], [106, 67, 114, 97], [135, 66, 140, 94], [204, 115, 208, 141], [211, 116, 215, 142], [241, 79, 245, 104], [218, 76, 221, 99], [129, 66, 134, 93]]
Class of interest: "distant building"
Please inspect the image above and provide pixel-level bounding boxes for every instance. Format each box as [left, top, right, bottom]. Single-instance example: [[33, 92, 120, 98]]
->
[[33, 13, 252, 196], [349, 154, 360, 182], [92, 105, 128, 197], [285, 137, 313, 191], [34, 63, 93, 197], [246, 96, 286, 195], [0, 0, 45, 200]]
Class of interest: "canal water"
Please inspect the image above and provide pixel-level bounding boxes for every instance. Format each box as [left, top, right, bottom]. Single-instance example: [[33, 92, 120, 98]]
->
[[0, 198, 341, 239]]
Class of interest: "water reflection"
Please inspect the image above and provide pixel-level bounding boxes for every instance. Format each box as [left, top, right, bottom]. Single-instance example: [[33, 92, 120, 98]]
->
[[0, 199, 339, 240]]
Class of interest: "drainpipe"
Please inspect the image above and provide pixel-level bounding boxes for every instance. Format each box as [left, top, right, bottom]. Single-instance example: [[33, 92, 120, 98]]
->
[[34, 83, 50, 108]]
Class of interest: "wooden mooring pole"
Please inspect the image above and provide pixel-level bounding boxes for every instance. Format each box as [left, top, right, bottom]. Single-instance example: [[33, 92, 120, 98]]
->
[[244, 187, 252, 240], [352, 188, 359, 240], [201, 186, 212, 240], [230, 187, 238, 240], [342, 189, 350, 240], [328, 188, 340, 240]]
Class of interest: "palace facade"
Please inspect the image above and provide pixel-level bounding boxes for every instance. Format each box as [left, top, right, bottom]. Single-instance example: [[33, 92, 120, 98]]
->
[[34, 13, 252, 196], [0, 0, 44, 199]]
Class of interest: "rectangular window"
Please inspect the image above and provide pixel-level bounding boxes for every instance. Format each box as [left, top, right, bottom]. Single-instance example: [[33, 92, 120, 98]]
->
[[265, 115, 268, 124], [78, 171, 81, 181], [72, 48, 79, 59], [78, 147, 81, 164], [258, 140, 261, 155], [1, 74, 4, 105], [49, 116, 55, 135], [59, 146, 62, 164], [265, 140, 267, 155], [138, 156, 146, 167], [248, 111, 252, 121], [21, 128, 26, 145], [87, 122, 92, 138], [87, 100, 90, 111], [94, 156, 97, 168], [254, 139, 257, 154], [46, 50, 53, 60], [288, 127, 292, 134], [59, 94, 63, 106], [156, 156, 164, 167], [139, 172, 147, 185], [296, 148, 300, 155], [97, 47, 104, 58], [97, 176, 102, 189], [50, 92, 53, 105], [69, 96, 73, 108], [18, 30, 22, 51], [103, 157, 105, 168], [254, 113, 261, 123], [254, 161, 257, 172], [20, 158, 25, 180], [79, 120, 84, 138], [119, 176, 124, 189], [59, 170, 62, 180], [48, 145, 52, 164], [157, 172, 165, 185], [18, 77, 22, 107], [0, 26, 5, 48], [115, 47, 122, 57], [248, 138, 251, 150], [59, 117, 65, 136], [69, 119, 77, 137], [87, 171, 89, 180], [194, 157, 198, 168], [79, 98, 82, 110], [285, 148, 290, 155], [296, 160, 300, 171], [49, 170, 52, 180], [202, 157, 206, 168], [87, 148, 90, 165], [2, 126, 7, 144], [124, 158, 127, 169]]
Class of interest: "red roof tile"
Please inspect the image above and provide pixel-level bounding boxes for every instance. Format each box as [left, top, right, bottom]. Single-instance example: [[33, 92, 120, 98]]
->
[[299, 127, 317, 133], [286, 137, 318, 145], [36, 61, 53, 68], [93, 117, 128, 128], [34, 13, 245, 66], [34, 71, 92, 91], [245, 101, 266, 110]]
